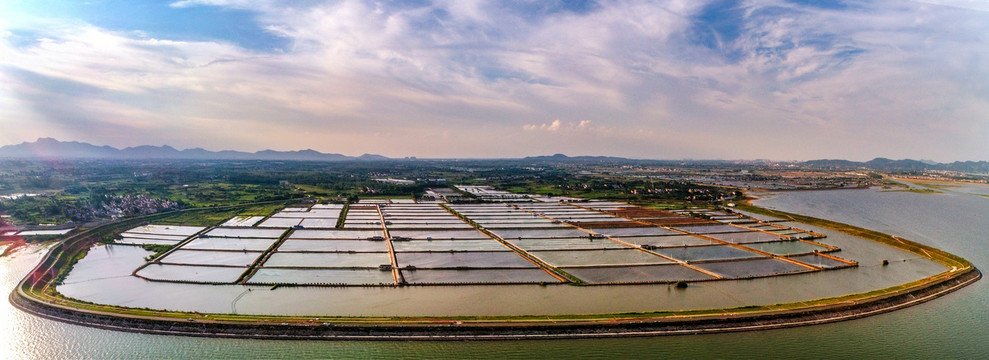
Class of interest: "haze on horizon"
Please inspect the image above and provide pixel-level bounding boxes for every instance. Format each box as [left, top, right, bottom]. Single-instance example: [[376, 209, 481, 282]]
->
[[1, 0, 988, 162]]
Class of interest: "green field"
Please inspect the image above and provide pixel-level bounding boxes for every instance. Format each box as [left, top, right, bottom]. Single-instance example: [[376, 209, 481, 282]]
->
[[157, 202, 287, 227]]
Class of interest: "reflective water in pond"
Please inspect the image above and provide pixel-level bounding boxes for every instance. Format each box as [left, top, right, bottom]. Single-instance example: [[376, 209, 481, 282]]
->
[[2, 186, 988, 358], [55, 221, 943, 317]]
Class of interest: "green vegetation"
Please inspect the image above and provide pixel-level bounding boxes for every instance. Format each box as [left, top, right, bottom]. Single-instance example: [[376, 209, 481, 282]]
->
[[0, 157, 744, 228], [50, 245, 92, 286], [16, 234, 65, 243], [161, 183, 293, 207], [157, 202, 287, 227], [899, 180, 958, 190], [0, 159, 444, 226], [141, 244, 174, 261], [335, 203, 349, 228], [0, 193, 80, 225], [496, 174, 729, 202]]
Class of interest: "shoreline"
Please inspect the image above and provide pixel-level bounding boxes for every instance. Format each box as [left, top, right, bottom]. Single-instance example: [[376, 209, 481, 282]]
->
[[8, 200, 982, 340], [10, 268, 980, 340], [891, 176, 989, 187]]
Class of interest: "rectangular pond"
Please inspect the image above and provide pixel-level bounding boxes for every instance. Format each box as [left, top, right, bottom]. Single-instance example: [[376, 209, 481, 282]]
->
[[703, 231, 788, 244], [220, 216, 265, 227], [124, 225, 204, 237], [119, 233, 191, 241], [563, 264, 716, 284], [401, 269, 560, 284], [587, 227, 682, 237], [383, 219, 467, 224], [744, 241, 831, 256], [298, 218, 339, 228], [491, 228, 590, 239], [205, 228, 286, 238], [385, 223, 474, 230], [289, 229, 383, 240], [311, 204, 345, 209], [257, 217, 303, 228], [529, 249, 674, 267], [344, 223, 387, 229], [116, 238, 182, 246], [136, 264, 246, 283], [306, 209, 343, 217], [277, 240, 387, 252], [673, 224, 752, 234], [246, 268, 395, 285], [506, 238, 629, 250], [158, 250, 262, 267], [788, 254, 854, 269], [181, 237, 276, 251], [396, 251, 536, 269], [482, 223, 567, 229], [693, 258, 811, 279], [392, 240, 509, 252], [263, 252, 392, 268], [652, 245, 766, 262], [619, 235, 716, 247], [387, 230, 488, 240]]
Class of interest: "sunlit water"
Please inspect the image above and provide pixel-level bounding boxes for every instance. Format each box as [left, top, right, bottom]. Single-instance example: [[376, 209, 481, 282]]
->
[[2, 186, 988, 358]]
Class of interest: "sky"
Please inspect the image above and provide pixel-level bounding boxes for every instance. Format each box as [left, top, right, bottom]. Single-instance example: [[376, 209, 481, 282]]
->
[[1, 0, 988, 161]]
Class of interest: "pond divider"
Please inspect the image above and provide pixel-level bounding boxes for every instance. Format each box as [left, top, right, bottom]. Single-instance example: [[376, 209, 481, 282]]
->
[[438, 204, 572, 284], [131, 225, 216, 275], [236, 228, 294, 284], [377, 204, 404, 285]]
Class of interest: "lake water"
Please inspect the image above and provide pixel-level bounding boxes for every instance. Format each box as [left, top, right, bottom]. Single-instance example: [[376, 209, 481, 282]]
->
[[2, 186, 988, 358]]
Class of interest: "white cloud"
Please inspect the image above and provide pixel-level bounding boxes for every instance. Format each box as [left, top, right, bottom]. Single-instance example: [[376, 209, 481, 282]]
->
[[914, 0, 989, 12], [169, 0, 264, 9], [523, 119, 597, 132], [0, 0, 987, 160]]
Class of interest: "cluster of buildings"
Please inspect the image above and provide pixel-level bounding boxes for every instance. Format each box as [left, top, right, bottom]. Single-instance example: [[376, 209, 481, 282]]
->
[[66, 194, 178, 221]]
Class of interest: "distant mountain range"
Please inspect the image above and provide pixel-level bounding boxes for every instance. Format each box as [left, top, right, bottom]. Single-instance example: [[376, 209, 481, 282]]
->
[[2, 139, 986, 172], [525, 154, 989, 173], [801, 158, 989, 174], [0, 138, 390, 161], [522, 153, 639, 162]]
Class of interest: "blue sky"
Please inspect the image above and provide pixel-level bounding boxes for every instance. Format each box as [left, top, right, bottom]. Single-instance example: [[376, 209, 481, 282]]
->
[[1, 0, 988, 161], [1, 1, 286, 50]]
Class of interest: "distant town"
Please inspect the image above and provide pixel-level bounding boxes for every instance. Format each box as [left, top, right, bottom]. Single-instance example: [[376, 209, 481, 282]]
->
[[1, 141, 986, 236]]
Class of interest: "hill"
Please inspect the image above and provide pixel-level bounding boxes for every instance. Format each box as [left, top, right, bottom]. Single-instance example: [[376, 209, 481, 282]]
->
[[0, 138, 387, 161], [802, 157, 989, 173]]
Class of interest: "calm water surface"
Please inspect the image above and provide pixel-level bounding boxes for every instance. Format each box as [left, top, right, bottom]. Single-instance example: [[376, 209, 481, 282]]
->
[[2, 186, 988, 359]]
